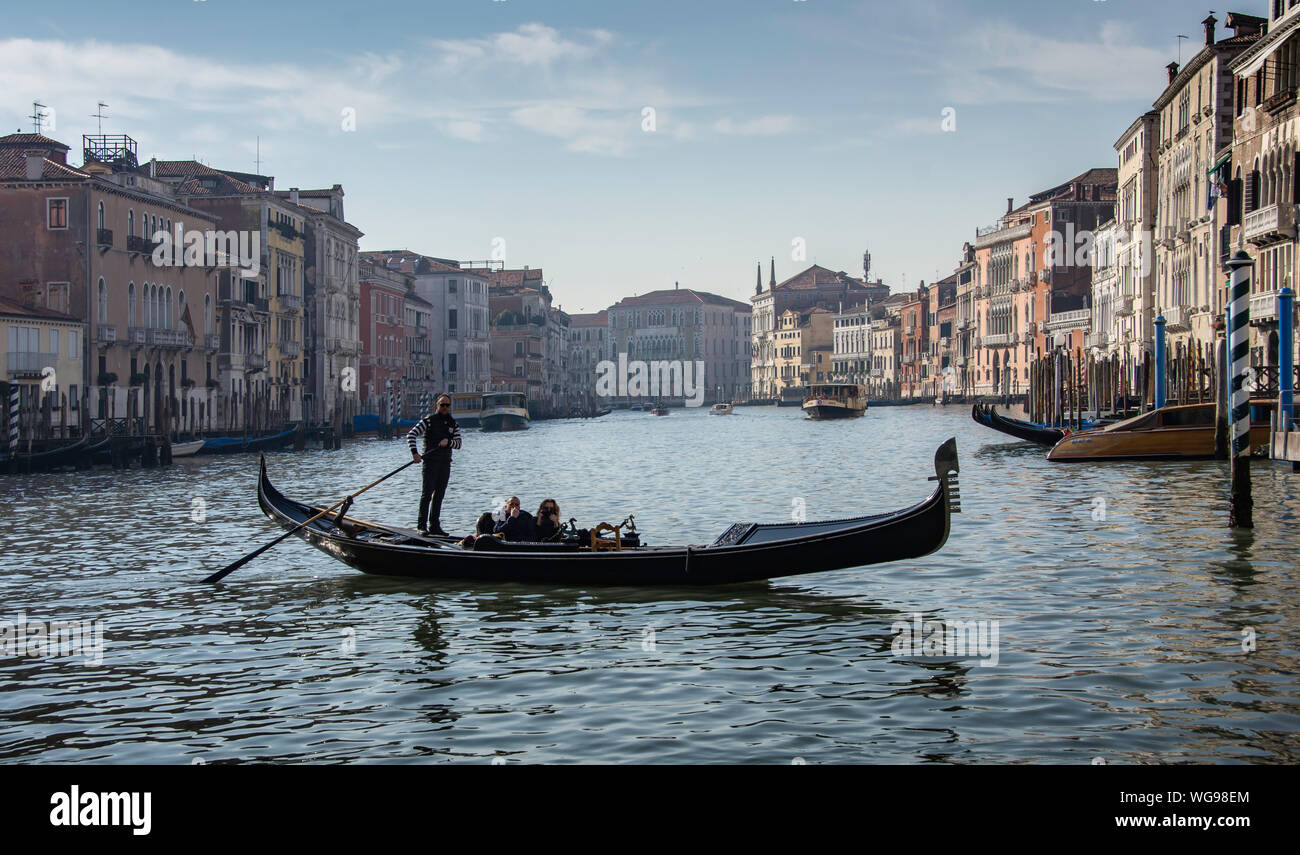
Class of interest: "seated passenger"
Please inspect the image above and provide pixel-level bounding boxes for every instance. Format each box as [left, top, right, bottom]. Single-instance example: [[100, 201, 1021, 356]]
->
[[535, 499, 562, 542], [493, 496, 537, 542], [476, 512, 496, 536]]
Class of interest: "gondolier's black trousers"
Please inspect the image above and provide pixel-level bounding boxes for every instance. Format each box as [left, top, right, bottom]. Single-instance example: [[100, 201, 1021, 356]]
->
[[418, 456, 451, 531]]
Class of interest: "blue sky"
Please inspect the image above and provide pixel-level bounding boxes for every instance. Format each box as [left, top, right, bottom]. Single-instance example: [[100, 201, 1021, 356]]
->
[[4, 0, 1231, 313]]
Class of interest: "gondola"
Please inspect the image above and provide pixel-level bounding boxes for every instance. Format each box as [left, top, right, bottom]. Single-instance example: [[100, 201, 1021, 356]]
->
[[1, 434, 100, 472], [971, 403, 1079, 446], [254, 438, 962, 586]]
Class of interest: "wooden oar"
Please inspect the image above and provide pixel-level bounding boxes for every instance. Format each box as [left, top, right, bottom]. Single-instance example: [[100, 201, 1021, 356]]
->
[[202, 459, 416, 582]]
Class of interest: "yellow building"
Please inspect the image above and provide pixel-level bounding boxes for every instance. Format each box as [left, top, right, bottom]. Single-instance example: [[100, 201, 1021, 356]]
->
[[260, 197, 307, 423], [2, 295, 86, 438]]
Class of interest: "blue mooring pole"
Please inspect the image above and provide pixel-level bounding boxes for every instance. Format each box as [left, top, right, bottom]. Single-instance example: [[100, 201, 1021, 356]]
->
[[1154, 314, 1167, 410], [1227, 251, 1253, 529], [1280, 287, 1295, 431]]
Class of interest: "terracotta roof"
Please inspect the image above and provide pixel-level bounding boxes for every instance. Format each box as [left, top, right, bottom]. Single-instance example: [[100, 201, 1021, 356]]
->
[[360, 250, 471, 275], [0, 295, 81, 322], [569, 311, 608, 326], [144, 160, 264, 196], [0, 132, 70, 151], [1030, 168, 1118, 203], [0, 149, 88, 180], [612, 288, 750, 311], [770, 264, 869, 292], [488, 268, 545, 289]]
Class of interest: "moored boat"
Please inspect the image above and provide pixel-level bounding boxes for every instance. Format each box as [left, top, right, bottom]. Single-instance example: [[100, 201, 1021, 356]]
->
[[198, 428, 296, 455], [170, 439, 205, 458], [1047, 402, 1268, 461], [1, 434, 96, 472], [252, 438, 961, 586], [479, 392, 529, 432], [803, 384, 867, 420]]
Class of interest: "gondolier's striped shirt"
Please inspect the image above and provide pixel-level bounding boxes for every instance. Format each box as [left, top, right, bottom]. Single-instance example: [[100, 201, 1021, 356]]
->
[[406, 414, 462, 457]]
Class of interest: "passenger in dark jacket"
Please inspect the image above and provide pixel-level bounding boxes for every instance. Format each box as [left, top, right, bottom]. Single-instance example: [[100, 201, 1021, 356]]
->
[[535, 498, 562, 542], [494, 496, 537, 542]]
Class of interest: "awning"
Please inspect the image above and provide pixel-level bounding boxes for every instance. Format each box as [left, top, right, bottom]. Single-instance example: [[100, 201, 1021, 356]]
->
[[1238, 33, 1289, 78], [1207, 151, 1231, 175]]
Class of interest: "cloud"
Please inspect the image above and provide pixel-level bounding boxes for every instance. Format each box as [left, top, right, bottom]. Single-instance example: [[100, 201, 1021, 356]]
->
[[945, 20, 1166, 104], [712, 115, 795, 135], [431, 23, 614, 69]]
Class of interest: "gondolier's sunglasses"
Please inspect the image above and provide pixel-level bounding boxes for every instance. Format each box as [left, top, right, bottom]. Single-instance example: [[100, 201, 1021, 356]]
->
[[437, 401, 450, 408]]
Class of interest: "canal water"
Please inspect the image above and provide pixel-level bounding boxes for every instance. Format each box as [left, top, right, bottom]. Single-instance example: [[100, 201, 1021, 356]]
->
[[1, 405, 1298, 763]]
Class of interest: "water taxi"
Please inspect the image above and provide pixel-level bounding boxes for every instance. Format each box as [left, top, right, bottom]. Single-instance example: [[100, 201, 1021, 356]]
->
[[450, 392, 482, 427], [802, 384, 867, 420], [709, 402, 734, 415], [479, 392, 530, 432], [1047, 402, 1268, 462]]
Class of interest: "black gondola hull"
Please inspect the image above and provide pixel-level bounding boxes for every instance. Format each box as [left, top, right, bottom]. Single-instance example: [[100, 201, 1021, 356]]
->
[[254, 440, 961, 586], [970, 404, 1065, 446]]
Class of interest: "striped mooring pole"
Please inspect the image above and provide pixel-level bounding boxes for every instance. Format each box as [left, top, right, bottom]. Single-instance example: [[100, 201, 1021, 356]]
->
[[1227, 250, 1253, 529], [1280, 287, 1295, 432], [1154, 314, 1167, 410], [8, 385, 18, 453], [395, 381, 404, 421]]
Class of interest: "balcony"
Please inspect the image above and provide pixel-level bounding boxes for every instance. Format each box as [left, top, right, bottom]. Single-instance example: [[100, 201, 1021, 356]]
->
[[1023, 322, 1037, 337], [96, 325, 116, 346], [279, 341, 301, 358], [1086, 330, 1110, 349], [127, 326, 148, 347], [277, 293, 302, 312], [1250, 289, 1279, 323], [870, 368, 883, 378], [974, 219, 1033, 249], [246, 354, 267, 372], [7, 351, 57, 376], [1044, 309, 1092, 333], [146, 328, 191, 349], [205, 334, 220, 352], [326, 337, 361, 355], [1264, 85, 1297, 116], [983, 333, 1012, 347], [1244, 203, 1296, 246], [904, 325, 915, 335], [127, 234, 149, 254], [96, 228, 113, 249], [1159, 305, 1191, 333], [956, 356, 967, 366], [1114, 296, 1134, 317]]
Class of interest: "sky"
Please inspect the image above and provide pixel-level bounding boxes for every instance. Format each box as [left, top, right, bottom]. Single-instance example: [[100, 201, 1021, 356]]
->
[[1, 0, 1233, 314]]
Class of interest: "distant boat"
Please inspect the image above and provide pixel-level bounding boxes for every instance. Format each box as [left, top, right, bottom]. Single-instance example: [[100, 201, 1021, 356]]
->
[[709, 402, 734, 415], [480, 392, 529, 432], [803, 384, 867, 420], [1047, 403, 1268, 462], [778, 387, 804, 407], [650, 404, 670, 416], [451, 392, 482, 427]]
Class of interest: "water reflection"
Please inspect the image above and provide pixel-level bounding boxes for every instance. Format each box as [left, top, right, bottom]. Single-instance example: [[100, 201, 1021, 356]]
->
[[1, 406, 1298, 763]]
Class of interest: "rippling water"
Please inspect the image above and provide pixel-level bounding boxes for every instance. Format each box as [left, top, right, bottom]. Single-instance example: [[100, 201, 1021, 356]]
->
[[2, 405, 1298, 764]]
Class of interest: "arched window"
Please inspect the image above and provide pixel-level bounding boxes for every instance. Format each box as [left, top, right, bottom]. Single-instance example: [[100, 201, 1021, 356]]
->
[[166, 286, 173, 328], [128, 210, 134, 237], [98, 277, 107, 325], [204, 293, 212, 335], [97, 201, 105, 230], [128, 282, 136, 327]]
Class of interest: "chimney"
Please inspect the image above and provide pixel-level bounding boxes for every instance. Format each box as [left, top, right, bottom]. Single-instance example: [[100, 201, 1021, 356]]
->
[[149, 157, 156, 179], [1167, 61, 1179, 84], [770, 257, 775, 288], [1007, 197, 1013, 214], [756, 262, 762, 295], [1203, 14, 1217, 46], [24, 151, 44, 181], [290, 187, 299, 204], [675, 281, 679, 290]]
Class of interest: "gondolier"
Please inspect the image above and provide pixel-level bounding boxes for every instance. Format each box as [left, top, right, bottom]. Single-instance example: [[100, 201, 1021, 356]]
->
[[407, 393, 462, 536]]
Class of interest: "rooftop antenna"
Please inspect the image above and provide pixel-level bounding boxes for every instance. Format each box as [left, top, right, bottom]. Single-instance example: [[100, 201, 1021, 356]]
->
[[29, 101, 47, 134], [91, 102, 109, 134], [1176, 34, 1188, 64], [254, 136, 261, 174]]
